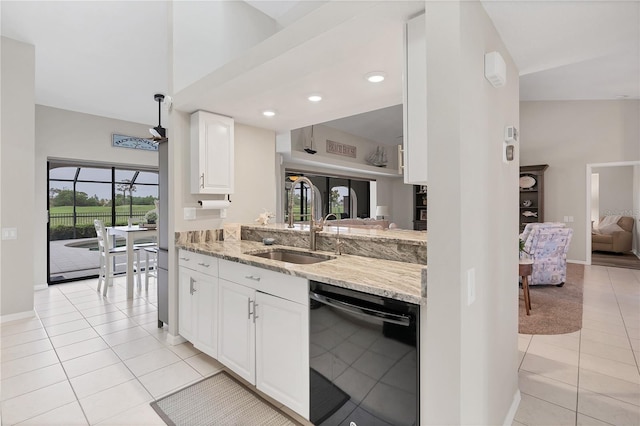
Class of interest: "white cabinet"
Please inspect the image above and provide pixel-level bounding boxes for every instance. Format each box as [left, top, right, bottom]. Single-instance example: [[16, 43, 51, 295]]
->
[[178, 250, 218, 357], [217, 259, 309, 419], [217, 278, 256, 384], [402, 13, 428, 185], [178, 267, 195, 341], [255, 291, 309, 416], [190, 110, 234, 194]]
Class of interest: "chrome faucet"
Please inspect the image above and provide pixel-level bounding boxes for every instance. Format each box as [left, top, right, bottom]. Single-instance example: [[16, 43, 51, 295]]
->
[[287, 176, 323, 251], [322, 213, 342, 255]]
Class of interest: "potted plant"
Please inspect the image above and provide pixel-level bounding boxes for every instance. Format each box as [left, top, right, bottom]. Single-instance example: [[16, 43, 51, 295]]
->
[[519, 238, 532, 262], [145, 210, 158, 225]]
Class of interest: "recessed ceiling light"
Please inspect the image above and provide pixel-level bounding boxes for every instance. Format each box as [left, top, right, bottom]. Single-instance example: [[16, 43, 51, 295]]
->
[[308, 94, 322, 102], [262, 110, 276, 117], [365, 72, 386, 83]]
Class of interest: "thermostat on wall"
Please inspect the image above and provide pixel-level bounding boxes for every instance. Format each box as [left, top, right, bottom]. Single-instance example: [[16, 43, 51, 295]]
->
[[505, 126, 518, 142]]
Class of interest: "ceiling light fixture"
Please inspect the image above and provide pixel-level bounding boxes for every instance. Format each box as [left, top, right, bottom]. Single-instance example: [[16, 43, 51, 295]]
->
[[262, 110, 276, 117], [616, 95, 629, 99], [365, 72, 386, 83], [308, 94, 322, 102]]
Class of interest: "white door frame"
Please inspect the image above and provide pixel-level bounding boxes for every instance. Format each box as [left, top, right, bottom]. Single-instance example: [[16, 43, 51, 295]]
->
[[585, 160, 640, 265]]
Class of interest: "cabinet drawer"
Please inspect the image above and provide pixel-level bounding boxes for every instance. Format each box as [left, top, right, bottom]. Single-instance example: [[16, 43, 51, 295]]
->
[[219, 259, 308, 306], [178, 249, 218, 276]]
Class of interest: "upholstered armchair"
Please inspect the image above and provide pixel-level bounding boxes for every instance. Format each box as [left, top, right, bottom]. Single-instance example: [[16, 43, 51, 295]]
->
[[592, 216, 634, 253], [521, 223, 573, 286]]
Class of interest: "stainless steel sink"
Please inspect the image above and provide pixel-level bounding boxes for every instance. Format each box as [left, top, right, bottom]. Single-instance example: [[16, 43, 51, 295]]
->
[[248, 248, 335, 264]]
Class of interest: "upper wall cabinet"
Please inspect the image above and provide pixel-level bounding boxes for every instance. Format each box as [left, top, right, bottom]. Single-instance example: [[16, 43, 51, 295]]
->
[[191, 111, 234, 194], [402, 13, 427, 185]]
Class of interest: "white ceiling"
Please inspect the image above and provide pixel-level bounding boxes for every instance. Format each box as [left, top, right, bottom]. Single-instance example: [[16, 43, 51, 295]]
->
[[1, 1, 170, 126], [1, 1, 638, 143]]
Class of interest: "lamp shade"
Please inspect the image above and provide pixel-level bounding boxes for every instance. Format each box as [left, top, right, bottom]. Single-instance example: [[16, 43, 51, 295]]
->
[[375, 205, 390, 217]]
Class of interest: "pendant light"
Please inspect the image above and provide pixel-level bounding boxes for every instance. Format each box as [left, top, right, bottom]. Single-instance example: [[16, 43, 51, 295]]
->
[[304, 125, 317, 154]]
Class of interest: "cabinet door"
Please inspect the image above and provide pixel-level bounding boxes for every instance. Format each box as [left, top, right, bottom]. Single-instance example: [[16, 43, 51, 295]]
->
[[191, 270, 218, 358], [217, 279, 255, 384], [255, 291, 309, 418], [403, 13, 428, 185], [190, 111, 234, 194], [178, 267, 195, 341]]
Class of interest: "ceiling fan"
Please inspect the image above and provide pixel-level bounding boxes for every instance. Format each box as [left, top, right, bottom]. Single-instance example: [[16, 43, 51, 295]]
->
[[149, 93, 170, 142]]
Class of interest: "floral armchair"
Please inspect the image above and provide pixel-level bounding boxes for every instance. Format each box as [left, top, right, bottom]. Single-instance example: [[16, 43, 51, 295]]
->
[[520, 223, 573, 286]]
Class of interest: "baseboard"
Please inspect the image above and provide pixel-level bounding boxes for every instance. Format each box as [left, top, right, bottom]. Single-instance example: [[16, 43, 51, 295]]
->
[[633, 249, 640, 259], [166, 333, 186, 346], [503, 389, 521, 426], [1, 310, 36, 324], [567, 259, 587, 265], [34, 284, 48, 291]]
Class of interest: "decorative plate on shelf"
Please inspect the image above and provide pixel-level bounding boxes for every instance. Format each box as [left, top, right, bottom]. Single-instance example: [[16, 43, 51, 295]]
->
[[519, 175, 536, 189]]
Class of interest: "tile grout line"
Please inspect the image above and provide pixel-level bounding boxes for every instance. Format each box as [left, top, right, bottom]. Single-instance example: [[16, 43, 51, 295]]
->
[[606, 267, 640, 376], [20, 281, 156, 425], [31, 284, 93, 426]]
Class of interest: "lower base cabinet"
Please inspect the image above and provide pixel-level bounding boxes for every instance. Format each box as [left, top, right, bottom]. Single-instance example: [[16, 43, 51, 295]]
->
[[178, 251, 218, 357], [255, 291, 309, 416], [217, 278, 310, 418], [179, 254, 310, 419], [217, 278, 256, 384]]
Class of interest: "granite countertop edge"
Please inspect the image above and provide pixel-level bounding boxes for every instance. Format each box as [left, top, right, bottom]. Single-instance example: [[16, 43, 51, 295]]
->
[[177, 240, 426, 306]]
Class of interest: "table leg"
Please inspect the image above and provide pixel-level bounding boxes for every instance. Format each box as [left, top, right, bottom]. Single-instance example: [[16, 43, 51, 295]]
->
[[126, 235, 134, 299], [522, 275, 531, 315]]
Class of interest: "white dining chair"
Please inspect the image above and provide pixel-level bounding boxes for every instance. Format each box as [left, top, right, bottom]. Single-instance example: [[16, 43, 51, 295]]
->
[[142, 246, 158, 290], [93, 220, 141, 296], [131, 241, 158, 291]]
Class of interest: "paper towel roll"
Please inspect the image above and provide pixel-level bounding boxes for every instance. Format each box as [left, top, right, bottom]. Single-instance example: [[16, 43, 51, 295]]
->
[[198, 200, 231, 209]]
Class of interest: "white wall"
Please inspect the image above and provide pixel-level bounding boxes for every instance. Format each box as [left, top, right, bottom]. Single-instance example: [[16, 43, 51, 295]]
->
[[635, 165, 640, 255], [172, 1, 278, 93], [520, 100, 640, 261], [1, 37, 36, 319], [227, 124, 278, 223], [375, 177, 413, 229], [423, 2, 520, 424], [593, 165, 634, 218], [34, 106, 158, 287]]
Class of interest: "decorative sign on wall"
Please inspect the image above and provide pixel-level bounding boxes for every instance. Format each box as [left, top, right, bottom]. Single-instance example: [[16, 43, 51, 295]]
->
[[326, 140, 357, 158], [112, 134, 158, 151]]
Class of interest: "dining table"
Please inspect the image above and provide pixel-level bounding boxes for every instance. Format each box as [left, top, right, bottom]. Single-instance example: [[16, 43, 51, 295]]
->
[[108, 225, 158, 299]]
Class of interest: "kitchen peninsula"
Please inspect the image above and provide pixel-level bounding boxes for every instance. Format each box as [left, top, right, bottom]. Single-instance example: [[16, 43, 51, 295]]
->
[[174, 222, 426, 423], [176, 223, 427, 304]]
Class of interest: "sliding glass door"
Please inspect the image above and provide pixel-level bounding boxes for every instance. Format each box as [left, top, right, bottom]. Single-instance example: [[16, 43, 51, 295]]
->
[[47, 161, 158, 283]]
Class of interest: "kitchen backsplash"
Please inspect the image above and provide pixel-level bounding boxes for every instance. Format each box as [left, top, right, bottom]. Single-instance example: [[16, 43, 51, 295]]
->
[[175, 229, 224, 245]]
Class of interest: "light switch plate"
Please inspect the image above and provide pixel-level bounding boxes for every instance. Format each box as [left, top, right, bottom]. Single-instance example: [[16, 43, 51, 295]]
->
[[2, 228, 17, 240], [184, 207, 196, 220]]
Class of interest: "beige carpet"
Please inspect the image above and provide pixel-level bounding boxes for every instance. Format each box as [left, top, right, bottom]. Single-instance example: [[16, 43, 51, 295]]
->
[[519, 263, 584, 335], [151, 371, 299, 426], [592, 251, 640, 270]]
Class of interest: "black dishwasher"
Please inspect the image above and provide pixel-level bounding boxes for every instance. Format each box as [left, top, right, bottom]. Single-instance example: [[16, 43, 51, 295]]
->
[[309, 281, 419, 426]]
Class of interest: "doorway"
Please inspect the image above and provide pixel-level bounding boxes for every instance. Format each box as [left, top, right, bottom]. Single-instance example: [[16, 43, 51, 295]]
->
[[47, 161, 159, 283], [586, 161, 640, 267]]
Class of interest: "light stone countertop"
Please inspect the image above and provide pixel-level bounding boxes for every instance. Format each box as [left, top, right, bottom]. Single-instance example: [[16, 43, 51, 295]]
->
[[176, 239, 426, 305]]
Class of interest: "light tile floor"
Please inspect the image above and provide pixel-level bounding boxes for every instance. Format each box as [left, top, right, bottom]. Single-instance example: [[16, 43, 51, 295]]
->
[[1, 265, 638, 425], [514, 265, 640, 426]]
